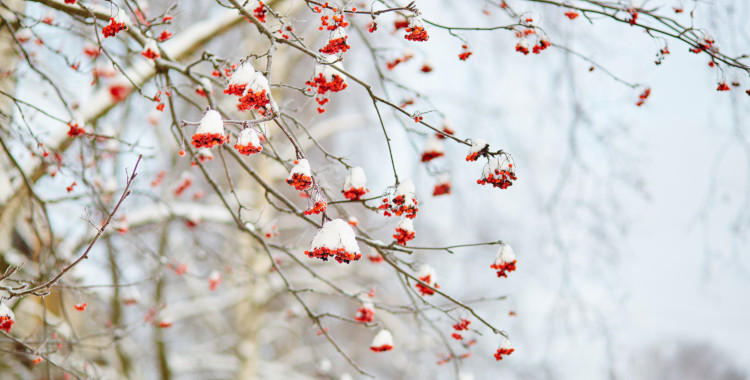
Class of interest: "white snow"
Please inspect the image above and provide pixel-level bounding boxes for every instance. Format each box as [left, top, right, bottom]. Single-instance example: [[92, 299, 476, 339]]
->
[[500, 338, 513, 350], [112, 8, 129, 25], [408, 15, 425, 29], [196, 110, 224, 135], [395, 179, 416, 197], [227, 62, 256, 86], [0, 302, 14, 320], [315, 56, 346, 83], [208, 270, 221, 282], [394, 179, 417, 209], [318, 358, 331, 373], [196, 148, 213, 159], [437, 174, 450, 185], [330, 27, 348, 41], [227, 63, 270, 94], [417, 264, 437, 284], [309, 219, 361, 254], [469, 138, 489, 155], [370, 329, 393, 348], [423, 135, 444, 154], [143, 39, 158, 54], [397, 217, 414, 232], [361, 301, 374, 311], [344, 167, 367, 189], [287, 159, 312, 179], [459, 373, 474, 380], [482, 157, 499, 179], [237, 128, 260, 146], [495, 244, 516, 265]]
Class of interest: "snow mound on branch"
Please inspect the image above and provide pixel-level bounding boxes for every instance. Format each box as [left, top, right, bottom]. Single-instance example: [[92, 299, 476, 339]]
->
[[196, 110, 224, 135]]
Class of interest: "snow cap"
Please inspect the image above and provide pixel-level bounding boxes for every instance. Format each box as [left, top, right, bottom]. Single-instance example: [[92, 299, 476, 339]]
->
[[469, 138, 489, 155], [500, 338, 513, 350], [309, 219, 361, 254], [495, 244, 516, 265], [370, 329, 394, 349], [237, 128, 261, 146], [288, 159, 312, 179], [344, 167, 367, 189], [417, 264, 437, 283], [397, 217, 414, 233], [423, 135, 445, 154], [330, 27, 348, 41], [196, 110, 224, 135], [395, 179, 416, 197]]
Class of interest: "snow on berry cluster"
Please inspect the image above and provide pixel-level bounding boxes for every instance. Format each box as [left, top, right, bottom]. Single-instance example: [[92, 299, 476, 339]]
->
[[478, 156, 517, 189], [249, 0, 266, 22], [404, 15, 428, 42], [304, 192, 327, 215], [286, 159, 313, 191], [421, 135, 445, 162], [306, 55, 348, 113], [370, 329, 394, 352], [494, 339, 515, 360], [465, 139, 489, 162], [379, 179, 418, 219], [342, 166, 368, 200], [141, 39, 160, 59], [491, 244, 517, 278], [466, 139, 517, 189], [432, 175, 451, 196], [103, 10, 128, 38], [415, 264, 439, 296], [192, 110, 228, 149], [393, 217, 415, 245], [224, 63, 272, 113], [320, 27, 350, 55], [0, 303, 14, 333], [354, 301, 375, 323], [304, 219, 362, 264], [234, 127, 263, 155]]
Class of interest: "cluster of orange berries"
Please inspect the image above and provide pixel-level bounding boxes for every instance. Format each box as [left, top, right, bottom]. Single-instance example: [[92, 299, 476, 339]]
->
[[318, 13, 349, 30], [416, 273, 438, 296], [67, 122, 85, 137], [305, 246, 362, 264], [478, 165, 517, 189], [354, 305, 375, 323], [380, 194, 418, 218], [320, 35, 350, 54], [102, 17, 127, 38], [393, 226, 415, 245], [636, 88, 651, 106], [432, 182, 451, 196], [458, 45, 473, 61], [238, 89, 271, 112], [386, 52, 414, 70], [405, 22, 428, 41], [305, 73, 347, 94], [253, 1, 267, 22], [192, 132, 228, 149], [564, 11, 579, 20], [304, 200, 327, 215], [342, 187, 367, 200]]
